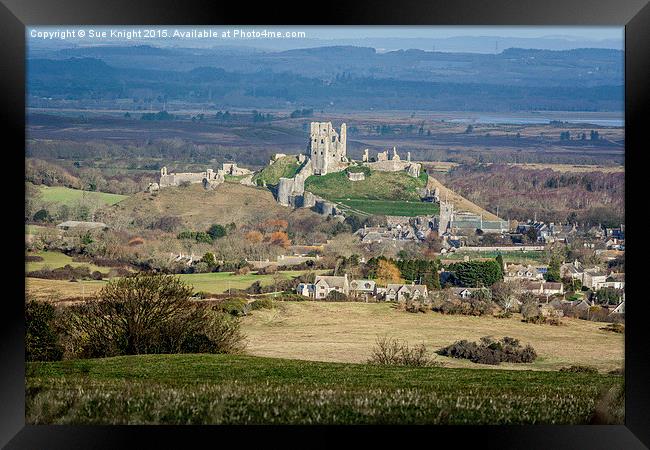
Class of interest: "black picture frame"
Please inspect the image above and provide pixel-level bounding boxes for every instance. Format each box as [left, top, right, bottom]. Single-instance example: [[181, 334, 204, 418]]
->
[[2, 0, 648, 447]]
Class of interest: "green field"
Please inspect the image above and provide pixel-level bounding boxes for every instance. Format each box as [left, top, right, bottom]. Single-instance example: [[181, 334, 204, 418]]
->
[[304, 170, 432, 216], [26, 269, 326, 300], [335, 198, 439, 216], [305, 170, 428, 202], [177, 270, 326, 295], [36, 185, 128, 207], [252, 155, 302, 185], [26, 251, 110, 274], [25, 354, 621, 425]]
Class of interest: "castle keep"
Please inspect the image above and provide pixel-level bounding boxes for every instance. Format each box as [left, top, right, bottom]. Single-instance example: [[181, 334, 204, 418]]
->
[[309, 122, 348, 175]]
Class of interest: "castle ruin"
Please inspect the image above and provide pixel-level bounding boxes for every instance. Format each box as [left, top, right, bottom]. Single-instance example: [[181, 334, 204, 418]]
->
[[309, 122, 348, 175], [157, 166, 225, 189]]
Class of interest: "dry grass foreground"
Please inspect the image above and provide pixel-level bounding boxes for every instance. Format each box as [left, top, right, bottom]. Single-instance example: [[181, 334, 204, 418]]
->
[[241, 301, 623, 373]]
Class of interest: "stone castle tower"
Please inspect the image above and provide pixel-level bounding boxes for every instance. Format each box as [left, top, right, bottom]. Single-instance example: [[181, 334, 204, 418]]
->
[[438, 200, 454, 234], [309, 122, 347, 175]]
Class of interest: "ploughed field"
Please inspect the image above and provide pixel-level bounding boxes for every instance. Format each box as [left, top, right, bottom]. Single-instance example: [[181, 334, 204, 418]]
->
[[26, 353, 621, 425], [241, 302, 624, 373]]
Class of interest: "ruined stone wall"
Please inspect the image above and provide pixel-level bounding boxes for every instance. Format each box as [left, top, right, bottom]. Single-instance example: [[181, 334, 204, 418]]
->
[[158, 166, 224, 188]]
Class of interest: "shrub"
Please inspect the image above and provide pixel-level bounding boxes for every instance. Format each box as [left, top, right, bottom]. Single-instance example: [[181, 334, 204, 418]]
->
[[179, 180, 192, 188], [61, 274, 245, 358], [27, 264, 94, 281], [436, 336, 537, 365], [207, 224, 227, 240], [91, 271, 103, 280], [432, 298, 497, 316], [494, 311, 512, 319], [25, 300, 64, 361], [600, 323, 625, 334], [128, 237, 144, 247], [404, 300, 428, 313], [560, 365, 598, 374], [590, 383, 625, 424], [368, 336, 441, 367], [256, 265, 278, 275], [25, 255, 44, 262], [149, 216, 183, 232], [325, 290, 349, 302], [215, 298, 250, 317], [250, 298, 274, 310], [233, 266, 251, 275]]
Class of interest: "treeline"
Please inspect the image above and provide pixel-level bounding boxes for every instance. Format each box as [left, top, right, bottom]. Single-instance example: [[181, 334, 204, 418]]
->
[[441, 164, 624, 225]]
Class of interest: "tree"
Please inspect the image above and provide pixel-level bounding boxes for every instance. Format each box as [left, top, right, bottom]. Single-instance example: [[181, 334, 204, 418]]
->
[[526, 227, 538, 243], [33, 209, 50, 222], [545, 257, 561, 282], [376, 260, 403, 286], [448, 260, 503, 288], [201, 252, 217, 267], [491, 281, 517, 311], [207, 224, 227, 240], [269, 231, 291, 249]]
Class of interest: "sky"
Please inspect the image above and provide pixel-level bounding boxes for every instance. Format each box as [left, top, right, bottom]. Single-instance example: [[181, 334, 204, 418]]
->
[[27, 26, 624, 53]]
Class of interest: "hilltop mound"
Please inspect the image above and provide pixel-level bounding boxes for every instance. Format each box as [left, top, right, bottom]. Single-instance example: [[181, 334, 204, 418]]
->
[[100, 182, 323, 230], [252, 156, 302, 186], [304, 169, 439, 217]]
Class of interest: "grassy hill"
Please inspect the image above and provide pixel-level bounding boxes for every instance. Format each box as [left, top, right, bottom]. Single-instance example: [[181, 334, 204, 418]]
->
[[36, 185, 128, 207], [252, 155, 302, 186], [26, 353, 621, 425], [101, 182, 321, 230], [304, 169, 438, 216]]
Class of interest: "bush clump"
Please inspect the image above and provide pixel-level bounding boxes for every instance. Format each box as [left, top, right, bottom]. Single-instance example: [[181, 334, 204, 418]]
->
[[436, 336, 537, 365], [60, 274, 246, 358], [25, 300, 64, 361], [27, 264, 95, 281], [560, 365, 598, 374], [600, 323, 624, 334], [215, 297, 250, 316], [368, 336, 441, 367], [431, 298, 497, 317], [250, 298, 274, 310]]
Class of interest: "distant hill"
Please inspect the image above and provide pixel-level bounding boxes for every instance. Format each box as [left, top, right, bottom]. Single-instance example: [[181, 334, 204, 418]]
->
[[27, 46, 624, 112]]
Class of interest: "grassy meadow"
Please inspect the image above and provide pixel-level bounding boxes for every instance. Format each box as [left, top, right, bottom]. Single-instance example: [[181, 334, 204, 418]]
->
[[36, 185, 128, 207], [26, 353, 622, 425], [26, 251, 110, 274], [241, 302, 624, 373], [25, 267, 325, 300]]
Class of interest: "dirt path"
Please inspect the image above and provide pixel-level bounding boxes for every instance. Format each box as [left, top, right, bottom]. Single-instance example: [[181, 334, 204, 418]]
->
[[426, 175, 501, 221]]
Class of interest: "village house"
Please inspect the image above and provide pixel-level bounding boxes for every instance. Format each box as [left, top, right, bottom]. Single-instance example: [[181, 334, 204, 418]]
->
[[384, 283, 428, 302], [349, 279, 377, 301], [582, 268, 609, 290], [521, 280, 564, 297], [312, 274, 350, 299], [450, 287, 480, 299], [504, 263, 546, 282]]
